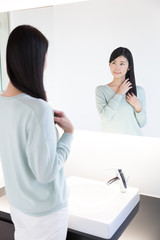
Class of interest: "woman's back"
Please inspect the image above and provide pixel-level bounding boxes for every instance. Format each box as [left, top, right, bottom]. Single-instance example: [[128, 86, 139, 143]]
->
[[0, 93, 72, 216]]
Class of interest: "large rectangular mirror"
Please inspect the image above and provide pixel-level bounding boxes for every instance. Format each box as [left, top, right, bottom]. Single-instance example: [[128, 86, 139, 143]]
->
[[0, 0, 160, 138]]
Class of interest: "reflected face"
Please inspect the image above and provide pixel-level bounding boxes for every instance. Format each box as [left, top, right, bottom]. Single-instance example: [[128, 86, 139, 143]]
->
[[110, 56, 129, 80]]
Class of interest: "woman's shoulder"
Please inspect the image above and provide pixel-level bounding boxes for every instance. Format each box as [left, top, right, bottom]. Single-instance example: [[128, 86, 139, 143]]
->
[[96, 84, 110, 93], [20, 94, 52, 117], [136, 86, 146, 99], [136, 86, 145, 93], [137, 85, 144, 90]]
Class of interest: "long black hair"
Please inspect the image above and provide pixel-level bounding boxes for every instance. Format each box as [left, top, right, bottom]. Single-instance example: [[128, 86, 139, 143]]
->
[[6, 25, 48, 101], [109, 47, 137, 96]]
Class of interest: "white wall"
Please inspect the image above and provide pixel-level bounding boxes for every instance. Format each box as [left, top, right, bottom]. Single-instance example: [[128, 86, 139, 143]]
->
[[65, 130, 160, 198], [50, 0, 160, 138]]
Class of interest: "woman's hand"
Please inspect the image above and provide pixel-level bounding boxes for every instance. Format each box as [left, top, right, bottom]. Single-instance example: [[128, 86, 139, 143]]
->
[[126, 93, 142, 112], [117, 79, 133, 95], [54, 110, 74, 134]]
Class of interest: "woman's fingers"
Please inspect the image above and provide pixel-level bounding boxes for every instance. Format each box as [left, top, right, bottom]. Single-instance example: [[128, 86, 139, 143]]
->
[[54, 110, 65, 118], [127, 93, 132, 98], [126, 81, 132, 87], [54, 110, 74, 134], [117, 79, 133, 95], [123, 79, 132, 89]]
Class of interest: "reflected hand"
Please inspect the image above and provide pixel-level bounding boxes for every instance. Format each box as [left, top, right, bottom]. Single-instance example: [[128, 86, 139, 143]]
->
[[126, 93, 142, 112], [117, 79, 133, 95], [54, 110, 74, 134]]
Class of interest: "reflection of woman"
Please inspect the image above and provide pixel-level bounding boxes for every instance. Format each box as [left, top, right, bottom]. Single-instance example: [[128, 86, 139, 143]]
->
[[96, 47, 147, 135], [0, 25, 74, 240]]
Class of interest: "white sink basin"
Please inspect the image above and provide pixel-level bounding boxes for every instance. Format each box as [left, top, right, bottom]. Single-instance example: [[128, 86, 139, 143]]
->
[[67, 176, 140, 239]]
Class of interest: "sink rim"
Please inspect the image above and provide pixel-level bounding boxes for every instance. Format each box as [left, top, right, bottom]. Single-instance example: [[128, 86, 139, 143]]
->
[[67, 176, 140, 239]]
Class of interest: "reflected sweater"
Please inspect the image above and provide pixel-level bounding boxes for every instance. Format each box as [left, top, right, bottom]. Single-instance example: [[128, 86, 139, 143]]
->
[[0, 93, 73, 216], [95, 85, 147, 136]]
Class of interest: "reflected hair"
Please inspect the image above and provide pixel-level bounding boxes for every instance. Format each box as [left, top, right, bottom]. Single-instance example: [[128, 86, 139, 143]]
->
[[6, 25, 48, 101], [109, 47, 137, 96]]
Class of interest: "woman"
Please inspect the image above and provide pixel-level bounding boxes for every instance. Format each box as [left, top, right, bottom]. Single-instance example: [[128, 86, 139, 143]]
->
[[95, 47, 147, 136], [0, 25, 74, 240]]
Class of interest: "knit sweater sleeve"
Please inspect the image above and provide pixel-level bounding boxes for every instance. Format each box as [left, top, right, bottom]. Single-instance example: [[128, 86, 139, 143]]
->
[[26, 101, 73, 184], [134, 86, 147, 128], [95, 86, 123, 121]]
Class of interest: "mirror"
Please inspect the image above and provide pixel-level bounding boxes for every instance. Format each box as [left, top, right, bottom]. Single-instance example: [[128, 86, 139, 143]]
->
[[0, 0, 160, 137]]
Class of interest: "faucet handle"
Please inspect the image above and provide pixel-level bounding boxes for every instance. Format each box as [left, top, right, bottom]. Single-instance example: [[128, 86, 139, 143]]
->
[[107, 176, 119, 185], [106, 168, 128, 193]]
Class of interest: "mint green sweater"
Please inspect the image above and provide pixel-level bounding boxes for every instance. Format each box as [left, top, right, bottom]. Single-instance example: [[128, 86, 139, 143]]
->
[[0, 93, 73, 216], [96, 85, 147, 136]]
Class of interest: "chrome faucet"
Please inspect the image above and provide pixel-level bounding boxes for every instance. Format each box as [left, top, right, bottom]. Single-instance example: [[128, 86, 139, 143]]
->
[[107, 169, 127, 193]]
